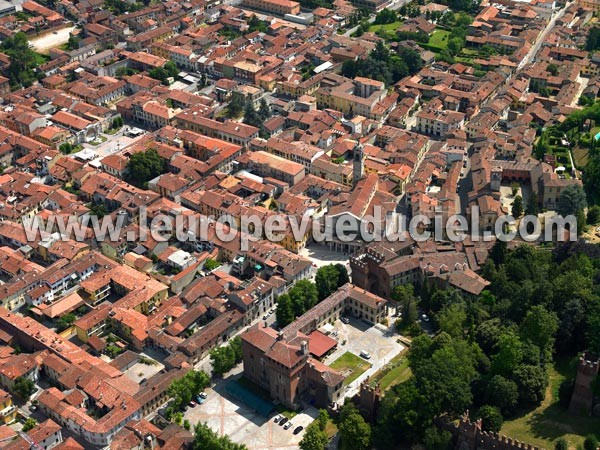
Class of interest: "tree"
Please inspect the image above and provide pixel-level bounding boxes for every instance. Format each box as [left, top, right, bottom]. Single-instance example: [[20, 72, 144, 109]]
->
[[546, 63, 559, 76], [258, 98, 271, 120], [112, 117, 124, 129], [584, 155, 600, 205], [204, 258, 220, 271], [1, 32, 40, 88], [513, 364, 548, 405], [13, 376, 35, 400], [338, 404, 371, 450], [485, 375, 519, 414], [149, 66, 169, 85], [315, 264, 348, 300], [512, 195, 523, 218], [227, 95, 244, 118], [191, 423, 248, 450], [555, 438, 568, 450], [299, 422, 328, 450], [526, 192, 539, 216], [210, 337, 243, 376], [586, 27, 600, 51], [475, 405, 503, 432], [22, 418, 37, 432], [243, 101, 262, 128], [588, 205, 600, 225], [125, 148, 166, 188], [491, 332, 523, 376], [558, 184, 587, 217], [410, 337, 480, 417], [289, 280, 319, 315], [489, 240, 507, 266], [520, 305, 558, 358], [584, 435, 599, 450], [167, 370, 210, 414], [66, 33, 80, 50], [164, 61, 179, 78], [276, 294, 294, 327], [436, 303, 467, 338], [374, 8, 397, 24], [423, 427, 452, 450], [56, 313, 76, 332], [447, 37, 464, 56]]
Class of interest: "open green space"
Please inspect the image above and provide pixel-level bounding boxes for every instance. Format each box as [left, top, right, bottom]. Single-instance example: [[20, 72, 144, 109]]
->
[[501, 359, 600, 449], [427, 29, 451, 51], [368, 21, 403, 33], [369, 353, 411, 391], [329, 352, 372, 386]]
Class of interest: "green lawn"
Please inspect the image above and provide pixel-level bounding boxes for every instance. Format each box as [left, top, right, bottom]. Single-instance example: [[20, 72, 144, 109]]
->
[[573, 147, 590, 168], [501, 359, 600, 449], [369, 352, 411, 391], [368, 21, 403, 33], [33, 52, 50, 66], [428, 29, 451, 50], [330, 352, 372, 386]]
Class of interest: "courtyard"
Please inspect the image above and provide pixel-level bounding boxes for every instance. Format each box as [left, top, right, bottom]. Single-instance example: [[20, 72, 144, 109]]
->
[[123, 355, 165, 384], [184, 376, 318, 449], [329, 352, 372, 386], [323, 316, 405, 400]]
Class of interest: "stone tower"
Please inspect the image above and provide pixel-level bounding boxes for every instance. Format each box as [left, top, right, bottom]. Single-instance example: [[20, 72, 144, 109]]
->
[[353, 141, 365, 187], [569, 352, 599, 415], [491, 166, 502, 191]]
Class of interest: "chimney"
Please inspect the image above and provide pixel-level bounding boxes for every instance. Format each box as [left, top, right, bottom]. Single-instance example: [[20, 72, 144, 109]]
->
[[301, 340, 308, 355]]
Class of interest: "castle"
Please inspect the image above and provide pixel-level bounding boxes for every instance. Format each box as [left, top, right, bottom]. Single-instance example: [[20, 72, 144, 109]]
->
[[452, 412, 545, 450]]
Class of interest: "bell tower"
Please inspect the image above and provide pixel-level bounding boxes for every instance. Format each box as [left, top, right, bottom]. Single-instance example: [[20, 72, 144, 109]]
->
[[353, 141, 365, 187]]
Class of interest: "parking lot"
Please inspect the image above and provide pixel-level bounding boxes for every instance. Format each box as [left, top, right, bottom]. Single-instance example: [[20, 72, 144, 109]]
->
[[184, 379, 318, 449]]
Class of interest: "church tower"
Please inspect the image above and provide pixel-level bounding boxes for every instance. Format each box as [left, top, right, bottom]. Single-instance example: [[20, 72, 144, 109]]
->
[[353, 141, 365, 187]]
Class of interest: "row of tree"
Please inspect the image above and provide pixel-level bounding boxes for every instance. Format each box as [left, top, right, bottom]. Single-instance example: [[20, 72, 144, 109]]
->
[[210, 337, 243, 376], [166, 370, 210, 417], [276, 264, 349, 327]]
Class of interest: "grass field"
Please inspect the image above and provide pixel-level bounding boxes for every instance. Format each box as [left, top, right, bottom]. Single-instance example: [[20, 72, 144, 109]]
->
[[428, 29, 451, 50], [573, 147, 590, 168], [501, 359, 600, 449], [369, 352, 411, 391], [368, 21, 403, 33], [330, 352, 372, 386]]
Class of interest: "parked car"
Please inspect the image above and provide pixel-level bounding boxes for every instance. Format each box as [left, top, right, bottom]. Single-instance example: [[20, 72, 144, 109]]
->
[[273, 415, 283, 423], [421, 314, 430, 322], [293, 426, 304, 435], [188, 401, 196, 408], [196, 395, 206, 404], [341, 317, 350, 324], [279, 418, 288, 426], [360, 350, 372, 359], [283, 421, 293, 430], [199, 392, 208, 399]]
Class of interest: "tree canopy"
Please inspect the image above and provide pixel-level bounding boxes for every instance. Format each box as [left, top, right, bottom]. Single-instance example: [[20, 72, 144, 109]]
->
[[0, 32, 42, 88], [125, 148, 167, 188]]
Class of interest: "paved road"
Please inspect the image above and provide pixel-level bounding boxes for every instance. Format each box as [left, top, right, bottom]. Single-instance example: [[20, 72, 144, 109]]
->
[[518, 3, 570, 70]]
